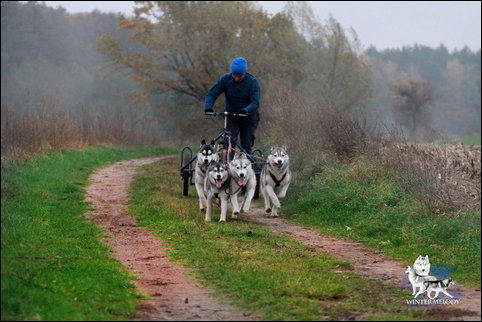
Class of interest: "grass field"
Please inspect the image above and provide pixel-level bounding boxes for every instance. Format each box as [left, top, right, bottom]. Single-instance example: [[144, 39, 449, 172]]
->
[[1, 145, 177, 321], [5, 145, 477, 320], [460, 134, 481, 145], [128, 157, 428, 321], [282, 161, 481, 287]]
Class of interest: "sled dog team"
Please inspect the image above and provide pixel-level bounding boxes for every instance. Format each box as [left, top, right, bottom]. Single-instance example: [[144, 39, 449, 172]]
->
[[195, 139, 291, 222]]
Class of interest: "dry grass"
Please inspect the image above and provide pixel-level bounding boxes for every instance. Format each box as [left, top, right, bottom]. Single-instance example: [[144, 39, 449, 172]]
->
[[260, 81, 380, 178], [260, 82, 480, 213], [376, 140, 481, 212], [1, 99, 163, 162]]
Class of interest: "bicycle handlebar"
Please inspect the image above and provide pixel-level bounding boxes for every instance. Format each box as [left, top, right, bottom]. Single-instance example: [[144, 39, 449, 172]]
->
[[205, 111, 247, 117]]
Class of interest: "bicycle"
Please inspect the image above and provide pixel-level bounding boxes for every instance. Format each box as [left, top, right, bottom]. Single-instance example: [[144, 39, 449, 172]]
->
[[179, 111, 264, 198]]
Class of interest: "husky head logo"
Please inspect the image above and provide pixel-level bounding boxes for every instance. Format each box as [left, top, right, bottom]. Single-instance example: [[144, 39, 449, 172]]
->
[[198, 139, 218, 167], [413, 255, 431, 276], [207, 161, 229, 189], [229, 153, 252, 186], [268, 146, 289, 168]]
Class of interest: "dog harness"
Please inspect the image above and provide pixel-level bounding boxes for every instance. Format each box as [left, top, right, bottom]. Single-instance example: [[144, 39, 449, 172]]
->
[[269, 170, 288, 188], [206, 178, 230, 199]]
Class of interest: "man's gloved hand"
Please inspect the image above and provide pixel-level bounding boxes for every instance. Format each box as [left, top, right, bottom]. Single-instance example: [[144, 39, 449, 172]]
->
[[205, 108, 214, 114], [239, 108, 248, 115]]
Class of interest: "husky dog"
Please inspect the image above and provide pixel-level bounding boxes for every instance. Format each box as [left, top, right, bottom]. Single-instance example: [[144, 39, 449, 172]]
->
[[204, 161, 230, 222], [228, 153, 257, 218], [422, 279, 455, 299], [413, 255, 431, 277], [405, 266, 438, 297], [261, 146, 291, 217], [195, 139, 219, 212]]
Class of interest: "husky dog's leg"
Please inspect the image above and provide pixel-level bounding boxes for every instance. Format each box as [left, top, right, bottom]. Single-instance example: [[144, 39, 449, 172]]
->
[[426, 290, 436, 299], [414, 284, 427, 299], [414, 289, 425, 299], [205, 194, 212, 222], [195, 181, 207, 212], [231, 193, 240, 219], [411, 283, 417, 296], [264, 185, 280, 217], [440, 289, 453, 298], [239, 196, 246, 212], [219, 198, 228, 222], [278, 184, 289, 200], [261, 183, 271, 213], [241, 181, 256, 213]]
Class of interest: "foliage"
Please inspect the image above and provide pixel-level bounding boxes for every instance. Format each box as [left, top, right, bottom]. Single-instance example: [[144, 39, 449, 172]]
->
[[94, 1, 372, 141]]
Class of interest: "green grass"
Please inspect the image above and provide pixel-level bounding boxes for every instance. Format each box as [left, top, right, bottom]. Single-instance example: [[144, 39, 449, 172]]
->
[[127, 157, 429, 321], [283, 161, 481, 287], [1, 145, 177, 321], [460, 134, 481, 145]]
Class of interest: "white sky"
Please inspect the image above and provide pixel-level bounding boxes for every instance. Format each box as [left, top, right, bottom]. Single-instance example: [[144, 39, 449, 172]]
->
[[40, 1, 481, 51]]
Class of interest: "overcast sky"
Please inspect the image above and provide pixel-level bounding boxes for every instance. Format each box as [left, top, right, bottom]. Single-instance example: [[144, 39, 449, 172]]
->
[[40, 1, 481, 51]]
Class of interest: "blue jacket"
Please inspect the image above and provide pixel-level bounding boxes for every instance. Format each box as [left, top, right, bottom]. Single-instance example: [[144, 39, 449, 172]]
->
[[205, 73, 260, 114]]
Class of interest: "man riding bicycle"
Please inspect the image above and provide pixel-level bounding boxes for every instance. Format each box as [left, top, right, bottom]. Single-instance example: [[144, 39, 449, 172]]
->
[[204, 57, 260, 156]]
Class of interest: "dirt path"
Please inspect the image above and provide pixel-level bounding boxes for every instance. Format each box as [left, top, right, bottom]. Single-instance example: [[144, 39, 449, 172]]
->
[[84, 156, 480, 321], [240, 205, 481, 321], [84, 157, 253, 321]]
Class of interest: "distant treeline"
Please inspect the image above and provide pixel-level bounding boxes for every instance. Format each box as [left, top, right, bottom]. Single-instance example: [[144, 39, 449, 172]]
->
[[366, 44, 481, 136], [1, 1, 164, 157], [1, 1, 481, 159]]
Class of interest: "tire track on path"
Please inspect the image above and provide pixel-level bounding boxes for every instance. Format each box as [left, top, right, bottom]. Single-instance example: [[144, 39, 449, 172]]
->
[[84, 156, 253, 321], [240, 204, 481, 321]]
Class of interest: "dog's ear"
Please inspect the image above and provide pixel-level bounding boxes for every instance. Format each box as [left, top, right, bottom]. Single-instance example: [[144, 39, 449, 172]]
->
[[281, 145, 288, 152], [240, 152, 247, 159], [425, 255, 430, 263], [270, 146, 276, 153], [210, 140, 215, 146], [417, 255, 423, 261]]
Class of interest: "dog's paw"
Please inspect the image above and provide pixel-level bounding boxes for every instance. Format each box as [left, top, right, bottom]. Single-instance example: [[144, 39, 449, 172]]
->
[[232, 213, 238, 219], [266, 208, 272, 213], [200, 208, 206, 212], [219, 219, 226, 223]]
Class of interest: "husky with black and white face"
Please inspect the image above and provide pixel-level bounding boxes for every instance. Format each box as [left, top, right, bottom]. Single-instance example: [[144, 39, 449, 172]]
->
[[204, 161, 230, 222], [228, 153, 257, 218], [413, 255, 431, 277], [260, 146, 291, 217], [195, 139, 219, 212]]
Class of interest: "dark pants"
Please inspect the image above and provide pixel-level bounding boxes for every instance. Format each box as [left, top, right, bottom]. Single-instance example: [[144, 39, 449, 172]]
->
[[227, 111, 260, 158]]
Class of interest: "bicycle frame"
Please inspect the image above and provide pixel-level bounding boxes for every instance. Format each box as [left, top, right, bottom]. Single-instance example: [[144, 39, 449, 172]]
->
[[179, 111, 264, 196]]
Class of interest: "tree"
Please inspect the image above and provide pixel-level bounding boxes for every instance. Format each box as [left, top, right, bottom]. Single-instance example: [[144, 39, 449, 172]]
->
[[390, 75, 434, 138], [93, 1, 305, 105], [283, 2, 372, 114]]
